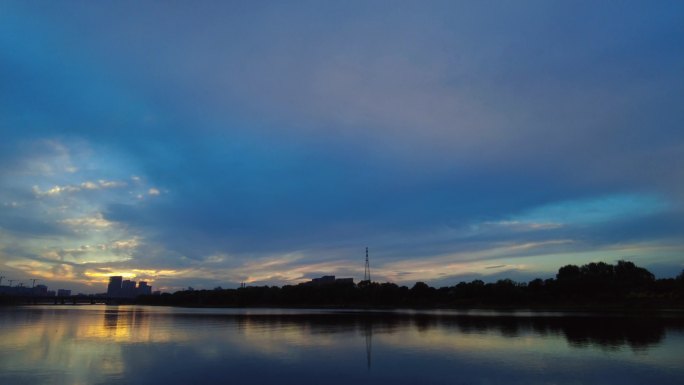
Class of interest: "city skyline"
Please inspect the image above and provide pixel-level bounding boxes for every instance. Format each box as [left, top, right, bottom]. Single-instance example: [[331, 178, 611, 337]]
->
[[1, 1, 683, 294], [0, 274, 152, 297]]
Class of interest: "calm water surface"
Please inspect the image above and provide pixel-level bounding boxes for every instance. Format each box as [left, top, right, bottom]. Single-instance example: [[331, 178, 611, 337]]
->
[[1, 305, 683, 385]]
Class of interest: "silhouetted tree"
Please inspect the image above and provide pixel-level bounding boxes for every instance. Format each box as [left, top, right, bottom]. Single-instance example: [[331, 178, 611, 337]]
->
[[134, 260, 682, 308]]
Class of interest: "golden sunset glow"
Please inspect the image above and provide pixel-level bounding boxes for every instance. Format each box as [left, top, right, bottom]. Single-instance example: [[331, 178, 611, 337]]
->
[[0, 0, 682, 294]]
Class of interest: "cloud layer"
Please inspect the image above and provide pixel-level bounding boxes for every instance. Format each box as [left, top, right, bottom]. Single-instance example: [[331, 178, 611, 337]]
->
[[1, 1, 683, 292]]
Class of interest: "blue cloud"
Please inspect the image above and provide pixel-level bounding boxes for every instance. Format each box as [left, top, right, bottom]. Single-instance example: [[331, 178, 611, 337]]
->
[[513, 194, 670, 225], [1, 1, 683, 291]]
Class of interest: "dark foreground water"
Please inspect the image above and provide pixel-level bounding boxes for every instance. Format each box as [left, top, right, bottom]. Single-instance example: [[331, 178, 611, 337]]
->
[[1, 306, 683, 385]]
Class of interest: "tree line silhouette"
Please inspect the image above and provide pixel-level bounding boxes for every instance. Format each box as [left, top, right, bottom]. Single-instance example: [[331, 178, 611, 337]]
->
[[138, 260, 684, 308]]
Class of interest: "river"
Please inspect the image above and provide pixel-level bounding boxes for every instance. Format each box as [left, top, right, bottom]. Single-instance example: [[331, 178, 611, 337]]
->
[[1, 305, 683, 384]]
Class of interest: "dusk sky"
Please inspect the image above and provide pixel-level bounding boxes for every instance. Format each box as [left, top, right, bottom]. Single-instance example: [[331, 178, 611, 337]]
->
[[1, 1, 683, 293]]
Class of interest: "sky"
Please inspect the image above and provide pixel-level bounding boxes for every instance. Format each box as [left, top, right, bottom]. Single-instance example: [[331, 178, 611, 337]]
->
[[1, 1, 683, 293]]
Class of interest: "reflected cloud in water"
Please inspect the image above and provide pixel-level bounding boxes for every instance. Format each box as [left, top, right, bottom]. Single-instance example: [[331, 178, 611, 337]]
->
[[1, 306, 683, 385]]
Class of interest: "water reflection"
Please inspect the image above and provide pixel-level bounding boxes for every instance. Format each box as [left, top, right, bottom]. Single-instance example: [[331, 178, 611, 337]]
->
[[364, 322, 372, 370], [173, 311, 679, 351], [1, 306, 683, 385]]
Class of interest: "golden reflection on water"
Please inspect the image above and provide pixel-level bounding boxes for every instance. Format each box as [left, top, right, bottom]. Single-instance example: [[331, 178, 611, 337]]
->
[[82, 308, 152, 342], [0, 307, 125, 383], [0, 306, 189, 384], [1, 306, 682, 384]]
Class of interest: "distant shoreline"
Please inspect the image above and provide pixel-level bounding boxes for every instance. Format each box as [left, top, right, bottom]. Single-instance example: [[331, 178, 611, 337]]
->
[[4, 260, 682, 312], [4, 297, 684, 317]]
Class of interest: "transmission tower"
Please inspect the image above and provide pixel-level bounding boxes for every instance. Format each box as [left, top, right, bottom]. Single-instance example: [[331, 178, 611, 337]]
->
[[364, 247, 371, 283]]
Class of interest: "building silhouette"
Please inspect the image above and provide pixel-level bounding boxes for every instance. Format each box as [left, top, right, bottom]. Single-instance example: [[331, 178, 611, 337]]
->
[[107, 276, 123, 297], [137, 281, 152, 296], [33, 284, 48, 296], [304, 275, 354, 286], [121, 280, 136, 297], [106, 276, 152, 298]]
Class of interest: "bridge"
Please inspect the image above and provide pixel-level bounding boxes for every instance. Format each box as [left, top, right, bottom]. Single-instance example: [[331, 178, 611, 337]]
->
[[1, 295, 138, 305]]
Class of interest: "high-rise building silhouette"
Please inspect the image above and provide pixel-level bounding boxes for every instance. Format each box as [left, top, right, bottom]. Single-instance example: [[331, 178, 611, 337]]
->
[[121, 280, 136, 297], [106, 276, 152, 298], [107, 276, 123, 297], [33, 284, 48, 296], [137, 281, 152, 296]]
